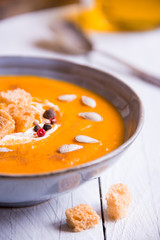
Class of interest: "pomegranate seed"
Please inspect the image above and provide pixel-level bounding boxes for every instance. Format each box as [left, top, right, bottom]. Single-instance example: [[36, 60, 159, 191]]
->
[[50, 117, 57, 124], [37, 128, 45, 137]]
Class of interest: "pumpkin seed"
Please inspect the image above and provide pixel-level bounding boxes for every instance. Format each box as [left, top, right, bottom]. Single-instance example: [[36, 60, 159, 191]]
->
[[81, 96, 96, 108], [78, 112, 103, 122], [75, 135, 99, 143], [58, 144, 83, 153], [57, 94, 77, 102]]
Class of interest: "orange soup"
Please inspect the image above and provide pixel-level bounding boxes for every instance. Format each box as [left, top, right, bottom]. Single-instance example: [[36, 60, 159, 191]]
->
[[0, 76, 124, 174]]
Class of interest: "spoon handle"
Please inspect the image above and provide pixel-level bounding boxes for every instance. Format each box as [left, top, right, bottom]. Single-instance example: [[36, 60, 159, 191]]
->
[[96, 49, 160, 87]]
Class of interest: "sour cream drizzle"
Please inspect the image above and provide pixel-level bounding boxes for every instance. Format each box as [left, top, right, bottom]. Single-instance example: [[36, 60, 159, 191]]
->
[[0, 147, 13, 152], [0, 123, 59, 148]]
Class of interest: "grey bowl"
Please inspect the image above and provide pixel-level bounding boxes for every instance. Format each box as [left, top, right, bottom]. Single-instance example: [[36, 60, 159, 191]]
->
[[0, 57, 143, 207]]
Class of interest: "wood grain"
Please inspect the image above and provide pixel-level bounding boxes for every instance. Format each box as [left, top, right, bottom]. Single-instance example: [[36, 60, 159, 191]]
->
[[0, 179, 104, 240], [0, 7, 160, 240], [100, 76, 160, 240]]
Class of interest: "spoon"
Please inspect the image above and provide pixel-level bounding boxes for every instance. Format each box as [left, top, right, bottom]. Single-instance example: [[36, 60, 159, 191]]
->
[[51, 21, 160, 87]]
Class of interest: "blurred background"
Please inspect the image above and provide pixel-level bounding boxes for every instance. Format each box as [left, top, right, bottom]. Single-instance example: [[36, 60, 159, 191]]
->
[[0, 0, 160, 85], [1, 0, 160, 30]]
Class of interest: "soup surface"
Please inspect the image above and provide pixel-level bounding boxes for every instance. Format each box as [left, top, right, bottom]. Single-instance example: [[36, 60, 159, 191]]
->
[[0, 76, 124, 174]]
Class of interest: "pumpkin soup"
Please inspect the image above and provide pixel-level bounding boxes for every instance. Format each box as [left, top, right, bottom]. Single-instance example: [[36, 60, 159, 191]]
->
[[0, 76, 124, 174]]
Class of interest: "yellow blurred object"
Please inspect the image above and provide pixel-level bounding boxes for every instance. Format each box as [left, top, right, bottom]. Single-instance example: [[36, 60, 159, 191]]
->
[[100, 0, 160, 30], [67, 2, 118, 31], [75, 7, 118, 31], [68, 0, 160, 31]]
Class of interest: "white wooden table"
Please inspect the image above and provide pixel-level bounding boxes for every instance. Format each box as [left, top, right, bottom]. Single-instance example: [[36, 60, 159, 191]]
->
[[0, 8, 160, 240]]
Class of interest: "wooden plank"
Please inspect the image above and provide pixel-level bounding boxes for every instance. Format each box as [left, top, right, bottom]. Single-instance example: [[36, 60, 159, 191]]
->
[[59, 178, 104, 240], [0, 178, 104, 240], [100, 78, 160, 240]]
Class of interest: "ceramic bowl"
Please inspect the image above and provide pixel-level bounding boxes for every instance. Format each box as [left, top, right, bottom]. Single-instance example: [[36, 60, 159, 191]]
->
[[0, 57, 143, 207]]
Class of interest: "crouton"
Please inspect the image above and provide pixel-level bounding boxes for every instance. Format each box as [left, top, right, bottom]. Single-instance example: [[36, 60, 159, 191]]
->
[[0, 110, 15, 139], [7, 104, 36, 132], [0, 88, 32, 105], [65, 204, 99, 232], [0, 103, 7, 110], [106, 183, 131, 220]]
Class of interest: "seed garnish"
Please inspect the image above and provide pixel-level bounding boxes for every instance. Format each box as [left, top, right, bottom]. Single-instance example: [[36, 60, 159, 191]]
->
[[75, 135, 99, 143], [78, 112, 103, 122], [43, 123, 52, 131], [37, 128, 45, 137], [57, 94, 77, 102], [58, 144, 83, 153], [81, 96, 96, 108], [50, 117, 57, 124], [43, 109, 56, 119], [34, 125, 41, 132], [33, 120, 39, 125]]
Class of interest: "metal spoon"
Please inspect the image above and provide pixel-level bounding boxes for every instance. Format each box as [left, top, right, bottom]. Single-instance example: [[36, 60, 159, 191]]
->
[[51, 21, 160, 87]]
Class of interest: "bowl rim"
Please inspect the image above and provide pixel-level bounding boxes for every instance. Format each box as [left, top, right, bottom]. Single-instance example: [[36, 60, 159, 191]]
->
[[0, 56, 144, 179]]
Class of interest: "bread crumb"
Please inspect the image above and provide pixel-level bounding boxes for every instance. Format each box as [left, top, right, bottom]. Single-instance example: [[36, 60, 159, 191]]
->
[[0, 103, 7, 110], [0, 88, 59, 137], [0, 110, 15, 139], [0, 88, 32, 105], [7, 104, 36, 132], [106, 183, 131, 220], [65, 204, 99, 232]]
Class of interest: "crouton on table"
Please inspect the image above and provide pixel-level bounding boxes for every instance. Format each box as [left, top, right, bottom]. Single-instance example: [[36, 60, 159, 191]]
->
[[65, 204, 99, 232], [106, 183, 131, 220]]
